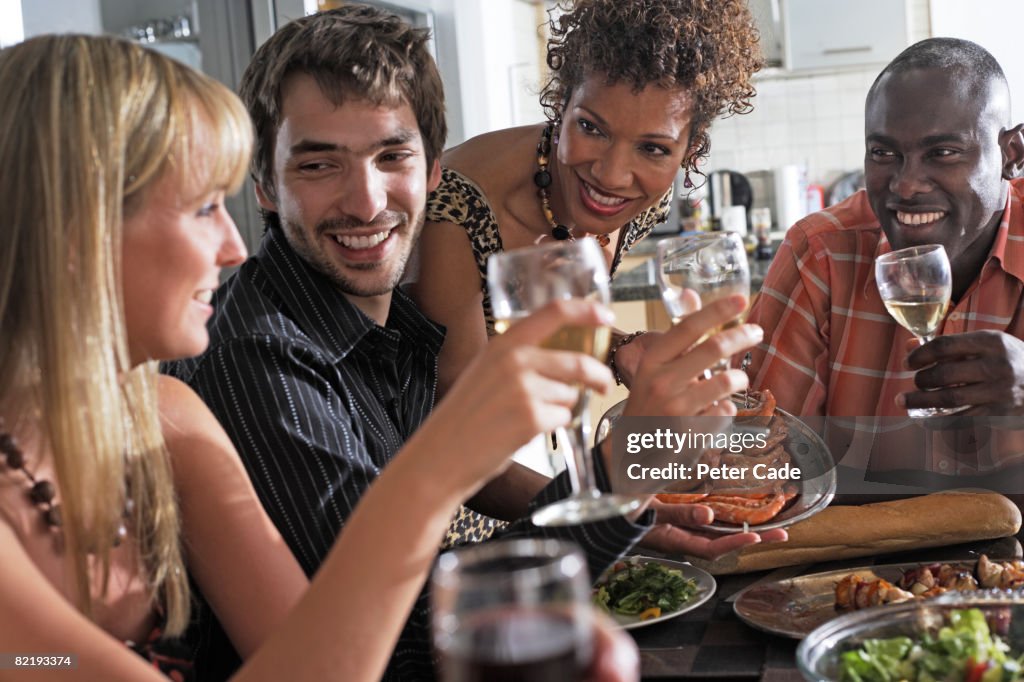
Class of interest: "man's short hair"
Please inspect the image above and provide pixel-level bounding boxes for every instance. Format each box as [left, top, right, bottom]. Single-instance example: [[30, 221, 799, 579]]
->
[[869, 37, 1008, 108], [239, 5, 447, 201]]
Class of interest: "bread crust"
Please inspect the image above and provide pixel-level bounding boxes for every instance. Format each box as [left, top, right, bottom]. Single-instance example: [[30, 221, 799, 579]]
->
[[689, 492, 1022, 575]]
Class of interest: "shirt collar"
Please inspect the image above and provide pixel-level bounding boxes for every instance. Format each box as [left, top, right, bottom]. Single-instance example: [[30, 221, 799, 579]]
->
[[986, 184, 1024, 285], [253, 224, 444, 363], [863, 183, 1024, 296]]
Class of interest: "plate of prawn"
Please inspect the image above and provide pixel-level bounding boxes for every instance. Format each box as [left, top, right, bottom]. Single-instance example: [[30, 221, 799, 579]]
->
[[597, 390, 836, 534]]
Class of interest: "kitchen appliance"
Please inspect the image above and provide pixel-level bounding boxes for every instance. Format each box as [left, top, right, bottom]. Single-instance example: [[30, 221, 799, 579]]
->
[[720, 205, 748, 234], [773, 164, 808, 232], [828, 170, 865, 206], [707, 169, 753, 230], [749, 166, 822, 232]]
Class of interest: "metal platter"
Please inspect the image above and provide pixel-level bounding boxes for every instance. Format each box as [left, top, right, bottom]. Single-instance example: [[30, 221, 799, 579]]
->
[[596, 398, 836, 534]]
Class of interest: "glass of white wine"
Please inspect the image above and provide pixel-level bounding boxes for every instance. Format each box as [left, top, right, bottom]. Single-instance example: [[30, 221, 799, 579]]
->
[[875, 244, 956, 418], [487, 238, 643, 526], [655, 233, 750, 374]]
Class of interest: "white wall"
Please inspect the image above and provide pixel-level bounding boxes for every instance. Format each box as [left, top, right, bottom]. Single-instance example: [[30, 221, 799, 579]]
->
[[929, 0, 1024, 125], [707, 70, 875, 188], [508, 0, 546, 127], [1, 0, 24, 46], [438, 0, 545, 143], [451, 0, 514, 139], [20, 0, 102, 38]]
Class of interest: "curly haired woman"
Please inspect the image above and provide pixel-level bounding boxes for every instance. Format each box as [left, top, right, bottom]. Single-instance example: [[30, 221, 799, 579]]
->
[[410, 0, 771, 547], [413, 0, 761, 395]]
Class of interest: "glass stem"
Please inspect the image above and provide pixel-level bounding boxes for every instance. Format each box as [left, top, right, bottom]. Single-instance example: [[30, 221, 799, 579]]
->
[[545, 428, 570, 481], [562, 389, 598, 498]]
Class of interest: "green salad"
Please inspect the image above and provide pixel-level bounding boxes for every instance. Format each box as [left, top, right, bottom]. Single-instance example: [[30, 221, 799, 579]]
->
[[592, 559, 698, 620], [839, 608, 1024, 682]]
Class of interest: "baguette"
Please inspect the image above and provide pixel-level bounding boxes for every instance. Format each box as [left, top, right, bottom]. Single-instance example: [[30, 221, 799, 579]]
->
[[689, 491, 1021, 575]]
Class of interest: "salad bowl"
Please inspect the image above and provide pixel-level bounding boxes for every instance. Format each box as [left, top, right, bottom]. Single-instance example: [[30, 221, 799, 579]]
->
[[797, 591, 1024, 681]]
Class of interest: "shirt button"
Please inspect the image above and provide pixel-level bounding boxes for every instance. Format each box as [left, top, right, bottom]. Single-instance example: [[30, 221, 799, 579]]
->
[[939, 460, 949, 470], [948, 312, 961, 321]]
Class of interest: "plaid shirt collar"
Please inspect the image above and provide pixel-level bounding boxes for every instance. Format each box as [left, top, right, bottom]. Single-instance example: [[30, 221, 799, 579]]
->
[[863, 186, 1024, 297]]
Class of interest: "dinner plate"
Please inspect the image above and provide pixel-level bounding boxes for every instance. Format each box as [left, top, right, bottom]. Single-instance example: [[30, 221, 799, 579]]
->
[[596, 556, 716, 630], [596, 398, 836, 534], [732, 559, 980, 639]]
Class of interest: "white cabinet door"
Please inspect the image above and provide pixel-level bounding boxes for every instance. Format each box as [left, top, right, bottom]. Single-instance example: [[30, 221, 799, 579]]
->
[[784, 0, 908, 71], [748, 0, 784, 67]]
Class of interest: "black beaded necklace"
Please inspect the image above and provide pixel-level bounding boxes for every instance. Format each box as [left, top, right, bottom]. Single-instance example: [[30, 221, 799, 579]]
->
[[533, 122, 611, 247], [0, 419, 128, 547]]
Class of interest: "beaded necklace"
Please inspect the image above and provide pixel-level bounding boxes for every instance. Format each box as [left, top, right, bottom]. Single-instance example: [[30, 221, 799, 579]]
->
[[0, 418, 129, 546], [533, 122, 611, 248]]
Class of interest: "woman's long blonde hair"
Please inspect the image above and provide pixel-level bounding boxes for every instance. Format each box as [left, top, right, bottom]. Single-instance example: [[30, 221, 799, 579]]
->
[[0, 35, 252, 636]]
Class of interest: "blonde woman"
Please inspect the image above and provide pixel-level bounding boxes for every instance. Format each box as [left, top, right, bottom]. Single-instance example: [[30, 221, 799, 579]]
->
[[0, 35, 636, 681]]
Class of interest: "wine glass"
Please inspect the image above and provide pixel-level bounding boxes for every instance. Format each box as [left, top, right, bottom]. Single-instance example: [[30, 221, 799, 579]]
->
[[432, 539, 593, 682], [655, 233, 751, 374], [875, 244, 957, 418], [487, 238, 643, 526]]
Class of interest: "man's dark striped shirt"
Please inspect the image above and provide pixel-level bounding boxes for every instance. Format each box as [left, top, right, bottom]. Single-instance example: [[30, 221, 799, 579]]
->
[[164, 225, 651, 680]]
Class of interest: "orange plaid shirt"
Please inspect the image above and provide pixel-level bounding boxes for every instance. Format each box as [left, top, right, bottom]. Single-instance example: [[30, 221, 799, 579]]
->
[[747, 181, 1024, 473]]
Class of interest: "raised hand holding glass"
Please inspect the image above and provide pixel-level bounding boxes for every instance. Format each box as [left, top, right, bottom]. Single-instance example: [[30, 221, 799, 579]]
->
[[875, 244, 959, 417], [487, 238, 642, 526], [655, 233, 750, 374]]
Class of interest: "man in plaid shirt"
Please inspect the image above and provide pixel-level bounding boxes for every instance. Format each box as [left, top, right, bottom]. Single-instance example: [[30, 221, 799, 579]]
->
[[748, 38, 1024, 475]]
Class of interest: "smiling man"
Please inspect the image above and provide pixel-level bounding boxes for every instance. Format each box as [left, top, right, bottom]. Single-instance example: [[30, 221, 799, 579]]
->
[[748, 38, 1024, 429]]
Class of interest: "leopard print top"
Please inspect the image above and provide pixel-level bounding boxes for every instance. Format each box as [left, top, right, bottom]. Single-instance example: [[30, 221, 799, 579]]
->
[[428, 167, 672, 548], [426, 167, 673, 336]]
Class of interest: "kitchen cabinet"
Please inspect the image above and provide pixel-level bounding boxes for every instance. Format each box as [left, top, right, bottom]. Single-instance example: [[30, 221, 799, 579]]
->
[[748, 0, 784, 68], [784, 0, 909, 71]]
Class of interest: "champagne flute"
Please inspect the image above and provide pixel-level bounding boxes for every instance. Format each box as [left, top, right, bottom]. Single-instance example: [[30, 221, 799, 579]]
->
[[487, 238, 642, 526], [655, 233, 750, 374], [432, 539, 593, 682], [875, 244, 958, 418]]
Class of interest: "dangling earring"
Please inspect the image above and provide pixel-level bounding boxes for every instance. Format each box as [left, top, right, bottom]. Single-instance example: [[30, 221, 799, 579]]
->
[[683, 170, 693, 189], [552, 124, 560, 146]]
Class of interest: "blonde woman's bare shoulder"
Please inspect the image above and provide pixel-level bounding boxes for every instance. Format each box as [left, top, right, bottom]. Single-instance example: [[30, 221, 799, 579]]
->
[[157, 374, 208, 423], [156, 374, 232, 449], [155, 375, 255, 504]]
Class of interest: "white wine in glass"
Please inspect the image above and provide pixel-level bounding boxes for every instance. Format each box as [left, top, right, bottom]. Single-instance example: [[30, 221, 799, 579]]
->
[[495, 314, 611, 363], [488, 238, 642, 526], [882, 295, 949, 340], [875, 244, 959, 417], [541, 324, 612, 359], [655, 233, 750, 373]]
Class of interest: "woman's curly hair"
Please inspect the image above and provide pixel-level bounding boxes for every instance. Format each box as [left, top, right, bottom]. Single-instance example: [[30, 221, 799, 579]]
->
[[541, 0, 763, 175]]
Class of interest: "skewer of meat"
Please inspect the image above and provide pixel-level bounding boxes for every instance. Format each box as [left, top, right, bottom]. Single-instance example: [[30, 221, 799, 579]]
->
[[835, 575, 914, 611], [977, 555, 1024, 589], [834, 555, 1021, 611]]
